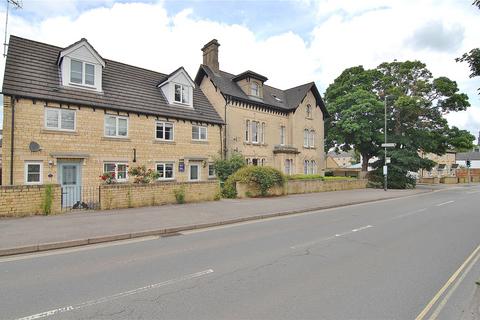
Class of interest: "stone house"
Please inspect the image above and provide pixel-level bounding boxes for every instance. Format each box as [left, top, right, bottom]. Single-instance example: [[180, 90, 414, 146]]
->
[[326, 150, 355, 168], [1, 36, 223, 205], [195, 39, 328, 175], [419, 151, 458, 178]]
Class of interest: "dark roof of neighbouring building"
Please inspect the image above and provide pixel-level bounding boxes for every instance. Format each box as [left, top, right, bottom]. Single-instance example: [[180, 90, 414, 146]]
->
[[2, 36, 224, 125], [457, 151, 480, 161], [195, 65, 329, 118]]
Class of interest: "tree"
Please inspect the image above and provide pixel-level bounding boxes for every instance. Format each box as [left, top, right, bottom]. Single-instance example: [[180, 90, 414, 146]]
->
[[325, 60, 472, 188]]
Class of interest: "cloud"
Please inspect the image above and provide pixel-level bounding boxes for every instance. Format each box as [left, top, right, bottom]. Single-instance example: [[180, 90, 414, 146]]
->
[[407, 20, 464, 52], [0, 0, 478, 140]]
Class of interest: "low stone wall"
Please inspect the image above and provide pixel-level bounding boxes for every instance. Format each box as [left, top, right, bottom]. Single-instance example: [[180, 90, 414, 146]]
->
[[419, 177, 439, 184], [0, 184, 61, 217], [458, 176, 480, 183], [99, 181, 220, 210], [440, 177, 458, 184], [236, 179, 367, 198]]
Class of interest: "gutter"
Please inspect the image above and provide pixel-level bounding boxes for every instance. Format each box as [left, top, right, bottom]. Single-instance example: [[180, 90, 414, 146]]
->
[[9, 96, 15, 185]]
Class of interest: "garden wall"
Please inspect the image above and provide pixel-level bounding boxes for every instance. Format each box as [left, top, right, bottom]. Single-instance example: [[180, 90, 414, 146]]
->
[[0, 184, 61, 217], [236, 179, 368, 198], [99, 181, 220, 210]]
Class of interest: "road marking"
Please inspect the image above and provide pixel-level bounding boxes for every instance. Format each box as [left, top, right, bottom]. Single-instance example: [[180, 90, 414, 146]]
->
[[290, 225, 374, 249], [415, 244, 480, 320], [391, 208, 427, 220], [15, 269, 214, 320], [466, 190, 480, 194], [0, 236, 161, 264], [436, 200, 454, 207]]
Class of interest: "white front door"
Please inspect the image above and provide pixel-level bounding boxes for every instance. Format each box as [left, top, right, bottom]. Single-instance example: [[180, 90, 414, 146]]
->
[[58, 162, 82, 207]]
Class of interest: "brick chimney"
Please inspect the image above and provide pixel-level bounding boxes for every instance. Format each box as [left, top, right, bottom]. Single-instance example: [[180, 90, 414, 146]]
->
[[202, 39, 220, 73]]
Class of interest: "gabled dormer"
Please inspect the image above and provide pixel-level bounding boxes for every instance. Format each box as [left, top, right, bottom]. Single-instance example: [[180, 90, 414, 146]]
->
[[57, 38, 105, 92], [158, 67, 195, 108], [232, 70, 268, 100]]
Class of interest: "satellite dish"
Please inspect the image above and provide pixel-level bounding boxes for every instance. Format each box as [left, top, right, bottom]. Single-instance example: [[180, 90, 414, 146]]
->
[[29, 141, 41, 152]]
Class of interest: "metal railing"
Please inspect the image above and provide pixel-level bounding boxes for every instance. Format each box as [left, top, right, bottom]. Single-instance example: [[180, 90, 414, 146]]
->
[[61, 186, 100, 212]]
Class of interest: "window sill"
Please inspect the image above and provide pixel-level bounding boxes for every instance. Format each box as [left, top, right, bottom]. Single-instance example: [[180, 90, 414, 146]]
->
[[153, 140, 176, 145], [102, 137, 131, 142], [191, 140, 209, 144], [41, 129, 78, 135], [303, 146, 316, 150], [244, 142, 267, 147]]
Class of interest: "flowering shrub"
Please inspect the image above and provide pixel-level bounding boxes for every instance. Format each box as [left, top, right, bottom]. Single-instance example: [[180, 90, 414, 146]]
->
[[99, 172, 116, 184], [128, 165, 160, 184]]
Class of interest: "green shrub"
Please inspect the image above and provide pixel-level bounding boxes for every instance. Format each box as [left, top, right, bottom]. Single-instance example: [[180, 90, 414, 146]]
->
[[226, 166, 285, 197], [324, 171, 334, 177], [41, 184, 54, 215], [173, 187, 185, 204], [214, 153, 246, 182]]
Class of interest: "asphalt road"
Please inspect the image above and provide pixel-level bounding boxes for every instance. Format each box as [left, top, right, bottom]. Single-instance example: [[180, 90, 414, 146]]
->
[[1, 185, 480, 320]]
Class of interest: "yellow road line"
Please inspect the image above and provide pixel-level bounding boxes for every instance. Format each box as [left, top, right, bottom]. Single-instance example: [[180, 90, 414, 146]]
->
[[415, 243, 480, 320]]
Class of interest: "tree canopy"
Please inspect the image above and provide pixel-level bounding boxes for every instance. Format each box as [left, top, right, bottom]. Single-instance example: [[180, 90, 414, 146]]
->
[[325, 60, 475, 188]]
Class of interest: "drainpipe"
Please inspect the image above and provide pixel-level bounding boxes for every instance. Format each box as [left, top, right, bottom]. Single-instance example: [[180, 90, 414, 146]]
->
[[9, 96, 15, 185], [223, 95, 228, 159]]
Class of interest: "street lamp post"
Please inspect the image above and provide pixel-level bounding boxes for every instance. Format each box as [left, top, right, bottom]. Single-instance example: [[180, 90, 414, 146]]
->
[[384, 96, 387, 191]]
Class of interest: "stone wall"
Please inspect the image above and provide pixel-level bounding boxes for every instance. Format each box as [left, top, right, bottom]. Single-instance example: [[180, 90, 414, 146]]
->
[[99, 181, 220, 210], [0, 184, 61, 217], [236, 179, 367, 198]]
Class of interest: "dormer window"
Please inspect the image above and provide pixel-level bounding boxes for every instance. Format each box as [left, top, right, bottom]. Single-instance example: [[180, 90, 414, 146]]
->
[[70, 60, 95, 86], [251, 82, 259, 96], [174, 83, 189, 104]]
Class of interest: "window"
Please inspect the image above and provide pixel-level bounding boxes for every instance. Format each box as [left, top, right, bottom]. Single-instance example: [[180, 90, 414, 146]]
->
[[304, 129, 315, 148], [312, 160, 317, 174], [70, 60, 95, 86], [261, 122, 265, 144], [156, 163, 174, 180], [174, 84, 189, 104], [280, 126, 286, 145], [208, 163, 216, 178], [156, 122, 174, 141], [104, 162, 128, 181], [105, 115, 128, 137], [251, 82, 259, 96], [45, 108, 75, 131], [252, 158, 258, 166], [304, 160, 309, 174], [309, 130, 315, 148], [306, 104, 312, 118], [25, 161, 42, 184], [261, 159, 265, 166], [192, 125, 207, 140], [245, 120, 250, 142], [285, 159, 293, 175], [252, 121, 259, 143], [304, 129, 309, 147], [189, 164, 200, 181]]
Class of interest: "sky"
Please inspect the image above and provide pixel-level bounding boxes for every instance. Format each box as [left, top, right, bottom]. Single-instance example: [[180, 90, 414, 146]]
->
[[0, 0, 479, 141]]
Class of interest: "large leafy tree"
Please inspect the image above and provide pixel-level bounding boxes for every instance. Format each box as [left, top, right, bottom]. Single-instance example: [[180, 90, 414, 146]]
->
[[325, 60, 474, 188]]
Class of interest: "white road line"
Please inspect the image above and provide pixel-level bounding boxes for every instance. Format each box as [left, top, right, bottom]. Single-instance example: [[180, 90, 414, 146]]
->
[[466, 190, 480, 194], [436, 200, 454, 207], [290, 225, 374, 249], [392, 208, 427, 220], [14, 269, 214, 320]]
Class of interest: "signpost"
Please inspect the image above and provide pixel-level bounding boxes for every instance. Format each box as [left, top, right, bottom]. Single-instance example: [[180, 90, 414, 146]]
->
[[382, 142, 396, 191]]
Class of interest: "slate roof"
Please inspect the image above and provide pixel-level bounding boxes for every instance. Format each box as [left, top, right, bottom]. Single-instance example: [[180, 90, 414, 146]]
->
[[457, 152, 480, 161], [195, 65, 328, 118], [2, 36, 224, 125]]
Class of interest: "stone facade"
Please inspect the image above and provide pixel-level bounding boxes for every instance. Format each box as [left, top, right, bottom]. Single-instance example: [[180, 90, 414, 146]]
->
[[199, 76, 325, 175], [1, 96, 222, 188], [419, 151, 457, 178]]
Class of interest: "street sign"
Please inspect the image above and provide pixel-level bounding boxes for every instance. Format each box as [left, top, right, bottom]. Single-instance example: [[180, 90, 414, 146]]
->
[[381, 143, 396, 148], [383, 165, 388, 175], [386, 157, 391, 164]]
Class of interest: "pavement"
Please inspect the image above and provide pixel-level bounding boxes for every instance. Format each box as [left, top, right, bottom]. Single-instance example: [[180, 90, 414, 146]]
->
[[0, 184, 479, 319], [0, 187, 432, 256]]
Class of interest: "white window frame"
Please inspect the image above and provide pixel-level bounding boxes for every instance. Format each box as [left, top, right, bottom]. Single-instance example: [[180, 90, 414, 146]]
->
[[192, 125, 208, 141], [312, 160, 317, 174], [24, 161, 43, 185], [44, 108, 76, 131], [189, 163, 200, 181], [304, 129, 309, 147], [156, 162, 175, 181], [245, 120, 250, 142], [174, 83, 190, 104], [104, 115, 129, 138], [252, 121, 259, 144], [208, 163, 216, 178], [309, 130, 315, 148], [280, 126, 286, 146], [261, 122, 265, 144], [251, 82, 260, 96], [304, 160, 309, 174], [103, 162, 128, 182], [285, 159, 293, 175], [70, 59, 95, 87], [155, 121, 174, 141]]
